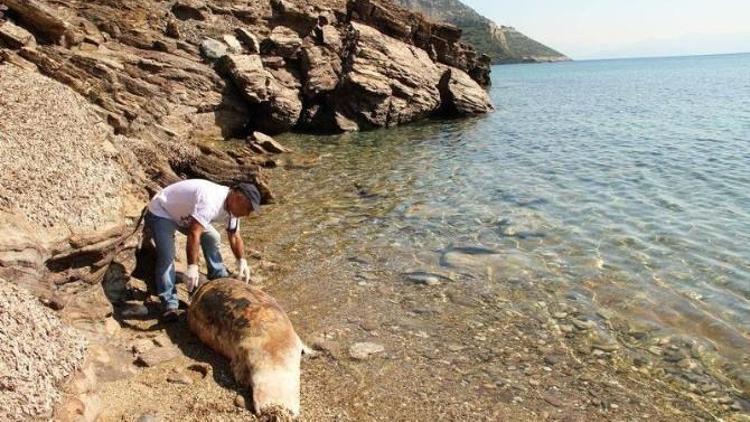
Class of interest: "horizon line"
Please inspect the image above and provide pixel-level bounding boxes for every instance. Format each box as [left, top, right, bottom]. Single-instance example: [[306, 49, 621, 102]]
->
[[493, 51, 750, 65], [571, 50, 750, 62]]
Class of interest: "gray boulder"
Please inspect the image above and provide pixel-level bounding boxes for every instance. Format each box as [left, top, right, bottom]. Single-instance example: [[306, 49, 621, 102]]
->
[[199, 38, 227, 61], [222, 34, 243, 54], [249, 132, 291, 153], [261, 26, 302, 58], [438, 65, 493, 115]]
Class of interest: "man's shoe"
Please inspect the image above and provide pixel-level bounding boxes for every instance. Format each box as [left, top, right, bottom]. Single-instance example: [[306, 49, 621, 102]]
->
[[161, 308, 180, 323]]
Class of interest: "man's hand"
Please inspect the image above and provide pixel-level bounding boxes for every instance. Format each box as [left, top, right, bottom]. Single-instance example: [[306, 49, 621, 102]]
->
[[186, 264, 200, 293], [237, 258, 250, 283], [228, 229, 248, 282]]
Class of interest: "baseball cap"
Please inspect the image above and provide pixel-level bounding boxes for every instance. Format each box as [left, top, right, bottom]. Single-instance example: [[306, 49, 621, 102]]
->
[[234, 183, 262, 214]]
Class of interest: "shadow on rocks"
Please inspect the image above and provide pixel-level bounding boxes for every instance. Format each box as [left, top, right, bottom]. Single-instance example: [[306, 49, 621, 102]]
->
[[163, 308, 255, 411]]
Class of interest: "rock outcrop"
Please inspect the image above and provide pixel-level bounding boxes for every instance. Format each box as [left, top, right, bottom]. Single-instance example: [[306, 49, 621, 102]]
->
[[438, 65, 493, 115], [334, 21, 443, 130], [0, 0, 491, 139], [347, 0, 492, 85]]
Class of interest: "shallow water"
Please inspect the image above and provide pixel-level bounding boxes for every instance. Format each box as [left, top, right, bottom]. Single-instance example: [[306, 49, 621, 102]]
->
[[248, 53, 750, 393]]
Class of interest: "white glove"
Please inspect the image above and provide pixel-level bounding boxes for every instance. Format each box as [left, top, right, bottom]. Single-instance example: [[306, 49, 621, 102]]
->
[[237, 258, 251, 283], [186, 264, 200, 293]]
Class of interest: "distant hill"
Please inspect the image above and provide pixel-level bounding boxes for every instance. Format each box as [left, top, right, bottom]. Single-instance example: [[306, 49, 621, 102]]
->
[[395, 0, 570, 64]]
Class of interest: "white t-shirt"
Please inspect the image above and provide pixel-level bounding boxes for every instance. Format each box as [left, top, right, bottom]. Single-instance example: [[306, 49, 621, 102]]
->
[[148, 179, 239, 231]]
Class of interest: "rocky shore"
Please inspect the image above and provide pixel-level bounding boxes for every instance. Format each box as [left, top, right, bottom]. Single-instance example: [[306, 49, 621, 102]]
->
[[0, 0, 492, 295], [2, 0, 746, 421], [1, 0, 493, 419]]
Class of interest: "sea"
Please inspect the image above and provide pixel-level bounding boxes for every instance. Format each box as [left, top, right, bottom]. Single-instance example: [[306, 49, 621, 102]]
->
[[257, 53, 750, 390]]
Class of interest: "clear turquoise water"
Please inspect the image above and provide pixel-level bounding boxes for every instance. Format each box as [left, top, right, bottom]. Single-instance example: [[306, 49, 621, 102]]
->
[[270, 53, 750, 363]]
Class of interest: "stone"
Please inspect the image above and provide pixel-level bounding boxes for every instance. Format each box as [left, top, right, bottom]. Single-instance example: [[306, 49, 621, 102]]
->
[[223, 34, 243, 54], [219, 54, 302, 133], [300, 44, 341, 97], [699, 383, 717, 394], [543, 355, 560, 366], [543, 394, 563, 407], [438, 66, 493, 115], [334, 112, 359, 132], [134, 347, 180, 367], [591, 340, 620, 352], [200, 38, 227, 61], [234, 394, 246, 408], [262, 55, 286, 69], [172, 0, 207, 21], [0, 21, 37, 49], [559, 324, 574, 334], [1, 0, 70, 43], [334, 22, 443, 131], [447, 344, 465, 352], [262, 26, 302, 58], [402, 271, 447, 286], [572, 319, 596, 330], [165, 20, 180, 38], [247, 142, 270, 154], [319, 25, 342, 51], [349, 342, 385, 360], [735, 371, 750, 396], [633, 356, 650, 367], [311, 337, 343, 359], [187, 363, 211, 378], [249, 132, 291, 153], [136, 415, 162, 422], [663, 349, 687, 363], [235, 28, 260, 53], [270, 0, 318, 34]]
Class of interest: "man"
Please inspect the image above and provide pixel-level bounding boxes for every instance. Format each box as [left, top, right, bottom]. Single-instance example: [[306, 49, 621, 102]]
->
[[144, 179, 262, 321]]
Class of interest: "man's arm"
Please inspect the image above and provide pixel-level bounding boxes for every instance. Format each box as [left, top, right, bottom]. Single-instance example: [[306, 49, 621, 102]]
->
[[228, 229, 245, 260], [186, 217, 204, 265]]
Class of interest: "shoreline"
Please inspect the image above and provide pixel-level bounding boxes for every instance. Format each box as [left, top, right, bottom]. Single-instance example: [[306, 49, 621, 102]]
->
[[91, 133, 748, 420]]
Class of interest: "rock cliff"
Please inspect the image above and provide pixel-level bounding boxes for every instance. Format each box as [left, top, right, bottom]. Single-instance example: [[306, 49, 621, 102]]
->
[[395, 0, 570, 64]]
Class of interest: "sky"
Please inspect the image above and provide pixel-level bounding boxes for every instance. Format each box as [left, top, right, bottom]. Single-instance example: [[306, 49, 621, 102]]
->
[[462, 0, 750, 60]]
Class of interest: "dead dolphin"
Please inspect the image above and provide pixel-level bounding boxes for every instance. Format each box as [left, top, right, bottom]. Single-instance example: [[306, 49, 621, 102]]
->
[[187, 278, 304, 417]]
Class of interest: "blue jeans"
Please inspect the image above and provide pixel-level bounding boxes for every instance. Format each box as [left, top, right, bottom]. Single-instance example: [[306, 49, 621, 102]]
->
[[145, 211, 229, 310]]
